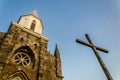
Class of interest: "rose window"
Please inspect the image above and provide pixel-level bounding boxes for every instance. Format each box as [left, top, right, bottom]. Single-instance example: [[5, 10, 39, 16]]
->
[[14, 52, 31, 67]]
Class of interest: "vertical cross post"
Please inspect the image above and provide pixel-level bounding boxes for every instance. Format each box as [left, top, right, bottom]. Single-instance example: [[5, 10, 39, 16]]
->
[[76, 34, 113, 80]]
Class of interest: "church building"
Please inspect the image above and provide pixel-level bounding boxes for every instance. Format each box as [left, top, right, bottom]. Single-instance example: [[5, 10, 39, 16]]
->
[[0, 10, 63, 80]]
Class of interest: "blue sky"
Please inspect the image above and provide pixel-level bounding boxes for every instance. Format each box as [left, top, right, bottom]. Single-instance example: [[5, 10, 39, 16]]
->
[[0, 0, 120, 80]]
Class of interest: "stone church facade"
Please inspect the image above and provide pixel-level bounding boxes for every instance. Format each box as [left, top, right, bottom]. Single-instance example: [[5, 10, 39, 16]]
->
[[0, 10, 63, 80]]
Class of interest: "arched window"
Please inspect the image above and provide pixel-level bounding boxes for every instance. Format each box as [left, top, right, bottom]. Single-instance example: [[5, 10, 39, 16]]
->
[[14, 46, 35, 68], [30, 20, 36, 30]]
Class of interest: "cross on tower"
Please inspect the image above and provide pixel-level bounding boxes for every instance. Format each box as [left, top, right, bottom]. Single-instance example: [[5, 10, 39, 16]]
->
[[76, 34, 113, 80]]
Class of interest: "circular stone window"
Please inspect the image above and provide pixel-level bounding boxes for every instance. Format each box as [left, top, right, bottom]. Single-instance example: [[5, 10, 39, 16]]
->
[[14, 52, 31, 67]]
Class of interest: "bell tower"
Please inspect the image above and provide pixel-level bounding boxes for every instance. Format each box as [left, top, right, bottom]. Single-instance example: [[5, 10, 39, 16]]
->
[[0, 10, 63, 80], [18, 10, 43, 34]]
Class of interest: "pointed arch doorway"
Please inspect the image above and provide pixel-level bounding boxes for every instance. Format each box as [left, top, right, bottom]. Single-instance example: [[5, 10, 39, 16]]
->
[[8, 70, 29, 80], [9, 76, 22, 80]]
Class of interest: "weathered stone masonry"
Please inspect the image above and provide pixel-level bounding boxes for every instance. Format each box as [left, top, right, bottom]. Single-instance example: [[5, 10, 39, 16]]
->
[[0, 10, 63, 80]]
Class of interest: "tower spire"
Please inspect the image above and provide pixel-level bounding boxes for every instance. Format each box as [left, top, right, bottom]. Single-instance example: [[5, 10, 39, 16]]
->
[[54, 44, 63, 79], [30, 9, 39, 18]]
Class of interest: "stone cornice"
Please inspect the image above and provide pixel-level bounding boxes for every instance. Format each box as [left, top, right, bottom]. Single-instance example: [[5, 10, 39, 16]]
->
[[11, 22, 49, 42]]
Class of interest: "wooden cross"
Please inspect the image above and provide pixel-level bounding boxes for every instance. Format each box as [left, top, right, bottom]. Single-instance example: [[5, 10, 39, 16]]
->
[[76, 34, 113, 80]]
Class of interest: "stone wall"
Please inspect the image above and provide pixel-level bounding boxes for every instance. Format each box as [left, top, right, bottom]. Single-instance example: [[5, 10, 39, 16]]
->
[[0, 32, 6, 45], [0, 22, 63, 80]]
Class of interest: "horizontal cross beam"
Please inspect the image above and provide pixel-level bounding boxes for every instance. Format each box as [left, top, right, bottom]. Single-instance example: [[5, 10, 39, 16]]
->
[[76, 39, 108, 53]]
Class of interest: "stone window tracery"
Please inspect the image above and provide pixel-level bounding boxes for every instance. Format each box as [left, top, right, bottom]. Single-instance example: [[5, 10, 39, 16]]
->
[[14, 52, 31, 67]]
